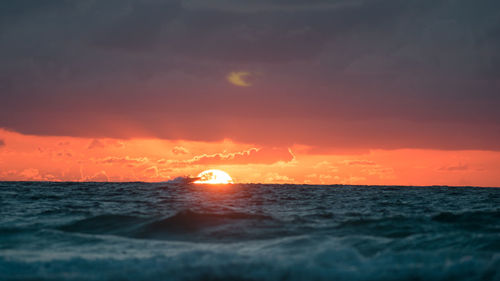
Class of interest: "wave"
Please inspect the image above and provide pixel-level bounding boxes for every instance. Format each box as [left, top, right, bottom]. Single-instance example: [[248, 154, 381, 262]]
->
[[58, 209, 500, 242], [431, 210, 500, 232], [58, 209, 274, 241], [1, 235, 499, 281], [330, 210, 500, 239], [58, 215, 147, 236], [432, 210, 500, 223], [334, 216, 429, 238]]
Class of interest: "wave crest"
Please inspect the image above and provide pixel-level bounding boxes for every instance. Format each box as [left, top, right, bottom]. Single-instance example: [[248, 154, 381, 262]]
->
[[59, 209, 274, 240]]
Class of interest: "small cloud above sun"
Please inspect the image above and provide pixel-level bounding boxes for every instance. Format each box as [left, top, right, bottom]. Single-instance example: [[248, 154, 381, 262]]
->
[[195, 169, 233, 184], [227, 71, 252, 87]]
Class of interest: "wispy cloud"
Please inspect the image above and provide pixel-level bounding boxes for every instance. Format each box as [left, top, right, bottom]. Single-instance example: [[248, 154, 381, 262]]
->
[[343, 160, 377, 166], [227, 72, 252, 87], [172, 146, 189, 155], [437, 163, 469, 172], [96, 156, 149, 166], [88, 139, 105, 150]]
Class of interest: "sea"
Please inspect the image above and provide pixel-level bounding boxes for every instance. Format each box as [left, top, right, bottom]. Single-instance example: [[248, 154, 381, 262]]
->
[[1, 182, 499, 281]]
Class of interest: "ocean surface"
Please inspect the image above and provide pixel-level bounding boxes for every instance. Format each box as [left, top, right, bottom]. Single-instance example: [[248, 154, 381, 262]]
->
[[1, 182, 499, 281]]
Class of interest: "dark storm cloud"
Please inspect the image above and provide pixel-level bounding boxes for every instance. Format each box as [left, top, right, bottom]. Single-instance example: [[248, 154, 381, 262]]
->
[[93, 1, 182, 51], [0, 0, 499, 150]]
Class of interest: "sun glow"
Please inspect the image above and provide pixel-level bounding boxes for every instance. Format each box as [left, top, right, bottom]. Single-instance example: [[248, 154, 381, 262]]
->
[[194, 169, 233, 184]]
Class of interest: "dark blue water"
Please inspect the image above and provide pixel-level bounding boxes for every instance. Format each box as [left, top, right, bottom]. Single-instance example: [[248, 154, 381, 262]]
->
[[1, 182, 499, 281]]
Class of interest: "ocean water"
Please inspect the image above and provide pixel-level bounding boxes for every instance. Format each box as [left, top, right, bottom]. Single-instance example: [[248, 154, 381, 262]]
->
[[1, 182, 499, 281]]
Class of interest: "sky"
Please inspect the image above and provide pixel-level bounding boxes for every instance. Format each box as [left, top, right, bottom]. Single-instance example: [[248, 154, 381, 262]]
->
[[1, 0, 500, 186]]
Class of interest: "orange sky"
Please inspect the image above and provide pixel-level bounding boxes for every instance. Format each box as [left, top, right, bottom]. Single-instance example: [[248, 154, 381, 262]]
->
[[1, 128, 499, 187], [1, 1, 500, 187]]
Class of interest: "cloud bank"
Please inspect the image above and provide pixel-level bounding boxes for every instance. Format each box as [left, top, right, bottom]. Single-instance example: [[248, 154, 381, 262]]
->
[[1, 0, 499, 150]]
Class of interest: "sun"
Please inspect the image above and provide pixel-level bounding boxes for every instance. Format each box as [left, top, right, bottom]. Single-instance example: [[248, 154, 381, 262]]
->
[[194, 169, 233, 184]]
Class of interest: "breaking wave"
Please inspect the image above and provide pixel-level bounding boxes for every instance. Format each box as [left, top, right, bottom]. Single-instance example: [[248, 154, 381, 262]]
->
[[1, 237, 499, 281]]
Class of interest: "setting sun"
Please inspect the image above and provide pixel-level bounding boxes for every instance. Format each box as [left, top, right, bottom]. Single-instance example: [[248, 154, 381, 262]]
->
[[194, 169, 233, 184]]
